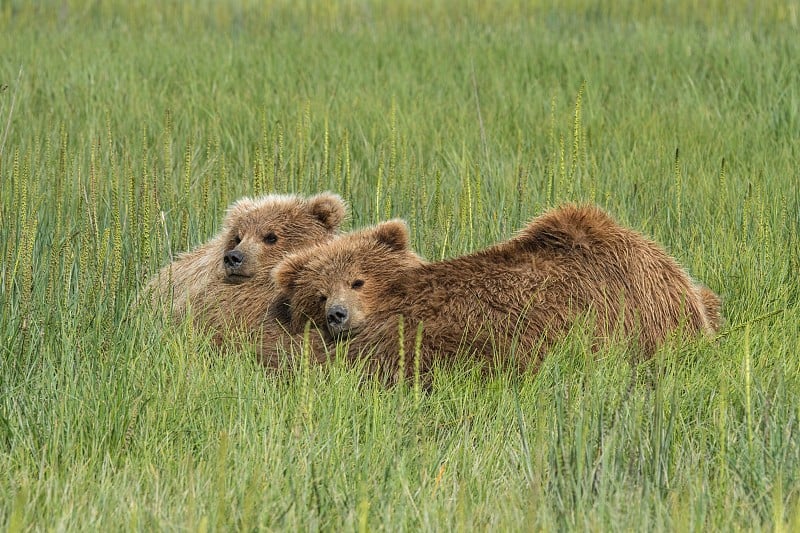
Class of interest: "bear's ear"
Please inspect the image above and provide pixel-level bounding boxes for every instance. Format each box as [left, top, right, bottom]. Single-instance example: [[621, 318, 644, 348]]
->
[[371, 219, 410, 252], [272, 254, 307, 291], [308, 192, 347, 231]]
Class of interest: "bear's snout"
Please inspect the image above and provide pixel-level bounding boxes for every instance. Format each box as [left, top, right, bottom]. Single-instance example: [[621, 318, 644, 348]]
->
[[224, 249, 244, 269], [326, 303, 350, 335], [224, 249, 251, 281]]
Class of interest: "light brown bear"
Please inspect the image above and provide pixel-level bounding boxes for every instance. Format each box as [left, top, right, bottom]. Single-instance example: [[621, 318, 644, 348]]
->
[[267, 204, 721, 380], [146, 192, 347, 344]]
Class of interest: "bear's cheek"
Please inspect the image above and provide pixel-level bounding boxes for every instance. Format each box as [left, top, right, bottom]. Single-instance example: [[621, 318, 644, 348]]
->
[[235, 243, 262, 277], [253, 248, 281, 272], [348, 305, 366, 330], [287, 223, 323, 248], [339, 293, 367, 330], [292, 293, 328, 329]]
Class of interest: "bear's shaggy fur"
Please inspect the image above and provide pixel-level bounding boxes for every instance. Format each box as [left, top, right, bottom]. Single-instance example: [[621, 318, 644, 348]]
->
[[146, 192, 347, 344], [267, 204, 721, 380]]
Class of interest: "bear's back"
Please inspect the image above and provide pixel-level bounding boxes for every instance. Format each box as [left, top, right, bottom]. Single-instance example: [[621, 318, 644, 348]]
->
[[514, 204, 712, 350], [385, 204, 711, 356]]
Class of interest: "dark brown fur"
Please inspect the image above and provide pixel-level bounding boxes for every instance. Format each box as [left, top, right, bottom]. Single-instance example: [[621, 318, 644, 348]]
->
[[145, 192, 347, 344], [266, 204, 721, 380]]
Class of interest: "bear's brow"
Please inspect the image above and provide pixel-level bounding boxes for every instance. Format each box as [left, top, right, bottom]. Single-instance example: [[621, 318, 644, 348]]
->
[[241, 218, 279, 233]]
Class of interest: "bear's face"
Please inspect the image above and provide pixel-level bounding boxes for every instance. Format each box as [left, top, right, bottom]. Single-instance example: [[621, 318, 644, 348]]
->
[[272, 219, 423, 339], [220, 192, 346, 283]]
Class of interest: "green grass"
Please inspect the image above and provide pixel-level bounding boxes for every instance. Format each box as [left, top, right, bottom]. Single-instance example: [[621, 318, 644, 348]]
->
[[2, 0, 799, 530]]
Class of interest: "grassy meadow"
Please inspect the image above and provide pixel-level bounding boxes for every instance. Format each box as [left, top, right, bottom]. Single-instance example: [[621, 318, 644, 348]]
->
[[1, 0, 799, 530]]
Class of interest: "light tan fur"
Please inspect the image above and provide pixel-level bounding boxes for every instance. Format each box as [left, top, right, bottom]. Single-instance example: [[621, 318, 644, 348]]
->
[[145, 192, 347, 344]]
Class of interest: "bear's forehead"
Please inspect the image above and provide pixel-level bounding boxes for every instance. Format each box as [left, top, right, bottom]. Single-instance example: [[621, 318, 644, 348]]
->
[[233, 208, 316, 234], [303, 243, 421, 281], [304, 248, 371, 278]]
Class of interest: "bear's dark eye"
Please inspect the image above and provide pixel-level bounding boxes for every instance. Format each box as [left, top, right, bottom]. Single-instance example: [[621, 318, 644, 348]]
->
[[318, 294, 327, 303], [263, 232, 278, 245], [351, 279, 365, 290], [234, 235, 242, 245]]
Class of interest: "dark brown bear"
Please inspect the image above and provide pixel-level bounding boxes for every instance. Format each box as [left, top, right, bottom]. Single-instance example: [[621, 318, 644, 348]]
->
[[146, 192, 347, 344], [267, 204, 721, 380]]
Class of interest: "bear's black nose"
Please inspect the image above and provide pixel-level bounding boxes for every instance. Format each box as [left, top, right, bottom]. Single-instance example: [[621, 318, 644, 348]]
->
[[327, 304, 349, 330], [224, 249, 244, 269]]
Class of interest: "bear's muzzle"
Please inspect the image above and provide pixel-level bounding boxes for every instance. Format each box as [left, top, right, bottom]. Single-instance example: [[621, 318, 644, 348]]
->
[[326, 303, 350, 336]]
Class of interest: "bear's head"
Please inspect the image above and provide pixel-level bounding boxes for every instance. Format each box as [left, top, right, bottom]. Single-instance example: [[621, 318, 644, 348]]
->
[[271, 219, 424, 339], [219, 192, 346, 283]]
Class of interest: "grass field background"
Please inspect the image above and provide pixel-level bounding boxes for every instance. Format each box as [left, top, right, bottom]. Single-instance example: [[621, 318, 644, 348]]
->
[[1, 0, 799, 530]]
